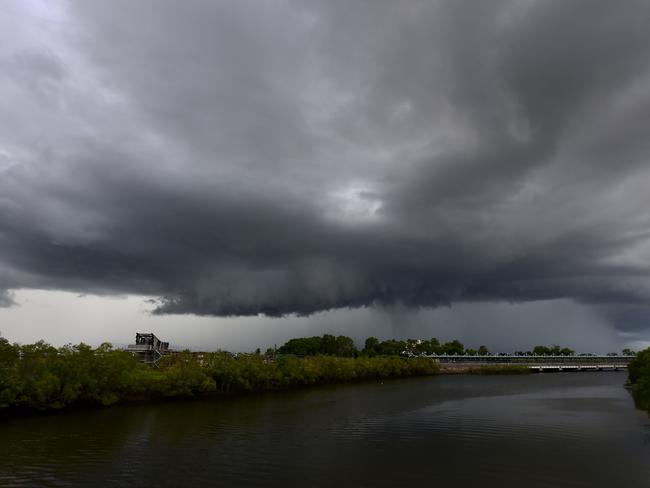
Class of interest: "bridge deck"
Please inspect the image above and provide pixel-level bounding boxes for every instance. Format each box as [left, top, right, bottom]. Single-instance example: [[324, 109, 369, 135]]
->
[[422, 354, 632, 372]]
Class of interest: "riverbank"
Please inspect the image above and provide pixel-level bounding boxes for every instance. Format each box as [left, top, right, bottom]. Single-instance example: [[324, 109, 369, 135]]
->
[[0, 340, 442, 414], [627, 348, 650, 416], [439, 364, 530, 375], [0, 339, 546, 415]]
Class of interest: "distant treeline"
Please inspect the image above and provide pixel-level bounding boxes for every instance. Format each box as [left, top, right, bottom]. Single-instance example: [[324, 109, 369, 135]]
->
[[278, 335, 481, 357], [276, 334, 591, 357], [0, 338, 439, 413], [627, 348, 650, 416], [276, 335, 638, 358]]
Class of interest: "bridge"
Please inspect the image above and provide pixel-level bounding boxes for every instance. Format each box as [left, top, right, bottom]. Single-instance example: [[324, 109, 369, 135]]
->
[[423, 354, 633, 372]]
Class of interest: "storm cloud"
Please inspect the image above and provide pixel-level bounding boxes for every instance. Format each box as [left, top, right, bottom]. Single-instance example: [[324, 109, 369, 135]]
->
[[2, 0, 650, 335]]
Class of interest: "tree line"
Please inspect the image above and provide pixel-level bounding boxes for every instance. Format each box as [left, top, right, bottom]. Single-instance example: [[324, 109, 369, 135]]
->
[[277, 335, 486, 357], [276, 334, 597, 357], [3, 334, 644, 415], [627, 347, 650, 416], [0, 337, 440, 413]]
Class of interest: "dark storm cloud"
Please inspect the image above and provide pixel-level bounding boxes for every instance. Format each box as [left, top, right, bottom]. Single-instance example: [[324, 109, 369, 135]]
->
[[2, 0, 650, 333]]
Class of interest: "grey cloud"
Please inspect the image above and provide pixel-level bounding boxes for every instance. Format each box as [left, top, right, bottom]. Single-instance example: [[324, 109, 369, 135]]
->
[[0, 290, 15, 308], [1, 0, 650, 336]]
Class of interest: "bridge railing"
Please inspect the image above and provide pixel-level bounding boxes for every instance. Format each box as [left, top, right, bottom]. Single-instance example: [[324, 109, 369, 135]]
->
[[420, 354, 634, 365]]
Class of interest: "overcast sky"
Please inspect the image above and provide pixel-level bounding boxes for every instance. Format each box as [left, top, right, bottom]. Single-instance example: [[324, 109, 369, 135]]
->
[[1, 0, 650, 353]]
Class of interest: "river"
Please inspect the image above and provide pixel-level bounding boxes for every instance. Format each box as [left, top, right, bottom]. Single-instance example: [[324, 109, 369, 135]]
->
[[1, 372, 649, 487]]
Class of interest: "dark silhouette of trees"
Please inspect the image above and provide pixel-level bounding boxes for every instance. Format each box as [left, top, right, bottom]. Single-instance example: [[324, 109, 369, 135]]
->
[[363, 337, 380, 356], [627, 347, 650, 416], [531, 345, 575, 356], [442, 340, 465, 355], [277, 334, 357, 357]]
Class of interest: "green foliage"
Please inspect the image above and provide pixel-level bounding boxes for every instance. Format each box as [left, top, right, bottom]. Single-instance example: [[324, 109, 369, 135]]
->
[[373, 339, 406, 356], [363, 337, 380, 356], [627, 347, 650, 416], [0, 339, 151, 410], [277, 334, 358, 357], [361, 336, 469, 357], [441, 340, 465, 355], [0, 338, 440, 413], [2, 333, 609, 415], [201, 353, 439, 392]]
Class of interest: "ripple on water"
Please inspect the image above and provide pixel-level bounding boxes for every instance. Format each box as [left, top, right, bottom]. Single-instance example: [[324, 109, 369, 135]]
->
[[1, 373, 649, 488]]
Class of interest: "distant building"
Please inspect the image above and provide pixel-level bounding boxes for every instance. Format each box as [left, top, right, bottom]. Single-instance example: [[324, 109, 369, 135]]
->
[[127, 332, 170, 366]]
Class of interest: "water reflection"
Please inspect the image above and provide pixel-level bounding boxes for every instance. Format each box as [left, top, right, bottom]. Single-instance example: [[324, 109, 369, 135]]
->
[[1, 372, 649, 487]]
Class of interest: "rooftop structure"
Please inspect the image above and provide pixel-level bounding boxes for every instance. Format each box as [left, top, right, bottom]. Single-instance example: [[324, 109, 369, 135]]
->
[[127, 332, 170, 366]]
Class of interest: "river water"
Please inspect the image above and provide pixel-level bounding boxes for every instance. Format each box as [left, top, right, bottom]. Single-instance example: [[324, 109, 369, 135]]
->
[[1, 372, 649, 487]]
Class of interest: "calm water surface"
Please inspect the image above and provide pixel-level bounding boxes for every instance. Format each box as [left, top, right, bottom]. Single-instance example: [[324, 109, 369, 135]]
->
[[1, 372, 649, 487]]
